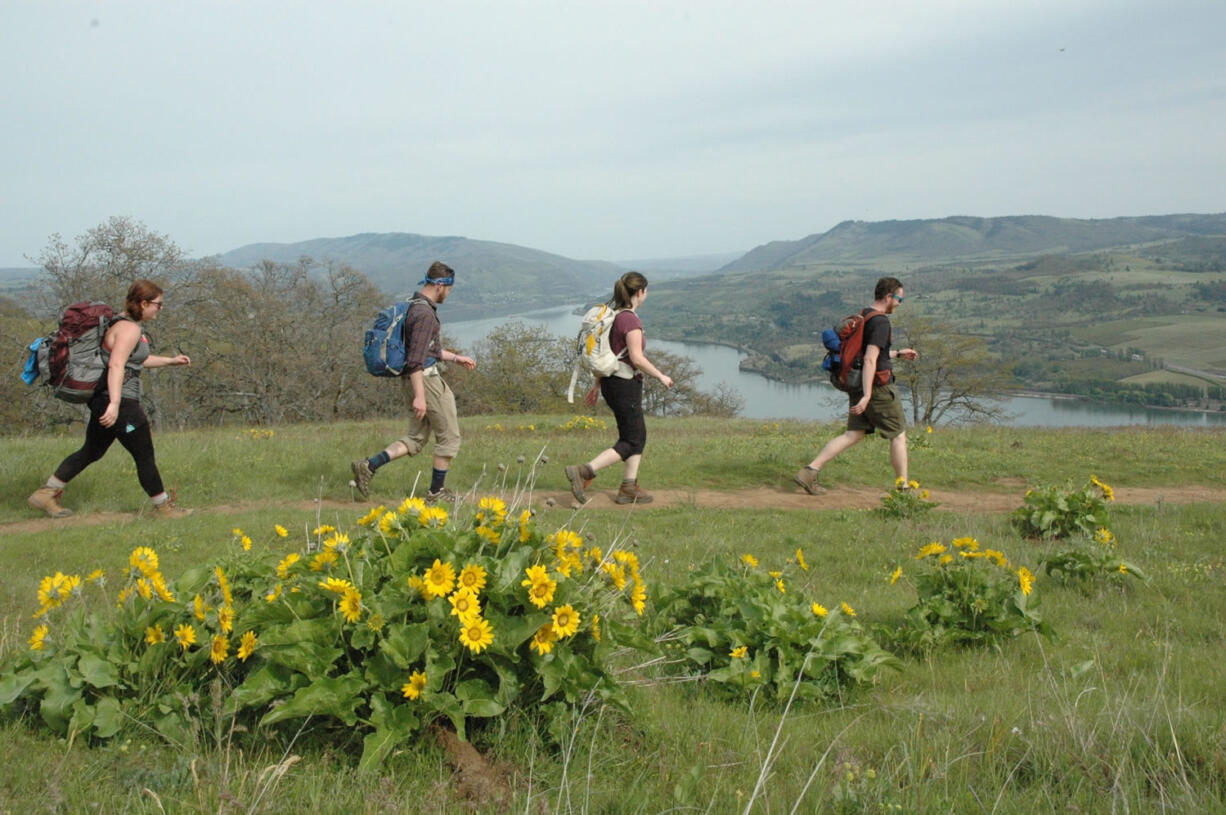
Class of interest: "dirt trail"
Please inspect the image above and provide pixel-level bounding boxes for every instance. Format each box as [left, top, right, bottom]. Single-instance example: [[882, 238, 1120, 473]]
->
[[3, 484, 1222, 536]]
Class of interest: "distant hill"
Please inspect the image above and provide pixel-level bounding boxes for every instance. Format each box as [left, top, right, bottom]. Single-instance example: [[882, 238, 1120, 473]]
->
[[214, 232, 625, 315], [0, 267, 38, 283], [615, 251, 746, 279], [722, 213, 1226, 272]]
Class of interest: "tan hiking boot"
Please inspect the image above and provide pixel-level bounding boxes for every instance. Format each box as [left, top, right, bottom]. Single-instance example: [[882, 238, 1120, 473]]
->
[[793, 467, 826, 495], [564, 464, 595, 504], [615, 480, 653, 505], [29, 486, 72, 518], [425, 486, 458, 505], [152, 498, 194, 519], [351, 459, 374, 498]]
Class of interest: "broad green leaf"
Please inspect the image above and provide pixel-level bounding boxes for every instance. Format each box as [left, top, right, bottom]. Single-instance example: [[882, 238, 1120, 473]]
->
[[93, 696, 123, 738], [77, 653, 120, 689], [379, 623, 430, 669], [0, 670, 37, 707], [68, 698, 96, 736], [261, 642, 344, 679], [259, 673, 367, 727], [232, 663, 301, 709]]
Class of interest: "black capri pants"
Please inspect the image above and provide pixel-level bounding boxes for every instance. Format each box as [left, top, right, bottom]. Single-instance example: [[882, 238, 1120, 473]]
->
[[600, 374, 647, 460], [54, 394, 165, 497]]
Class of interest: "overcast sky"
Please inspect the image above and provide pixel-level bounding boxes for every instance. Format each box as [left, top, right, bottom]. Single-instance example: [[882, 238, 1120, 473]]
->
[[2, 0, 1224, 267]]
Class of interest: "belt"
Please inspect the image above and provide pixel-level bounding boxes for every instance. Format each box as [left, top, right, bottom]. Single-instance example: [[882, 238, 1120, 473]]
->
[[422, 364, 440, 377]]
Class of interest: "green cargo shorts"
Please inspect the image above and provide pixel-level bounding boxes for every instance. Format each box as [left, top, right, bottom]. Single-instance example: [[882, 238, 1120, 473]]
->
[[847, 383, 906, 440]]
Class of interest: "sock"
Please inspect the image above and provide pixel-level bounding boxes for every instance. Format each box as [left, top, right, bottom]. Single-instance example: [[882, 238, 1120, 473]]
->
[[368, 451, 391, 472], [621, 478, 636, 486], [430, 468, 448, 493], [151, 492, 169, 505], [46, 476, 67, 490], [806, 465, 820, 473]]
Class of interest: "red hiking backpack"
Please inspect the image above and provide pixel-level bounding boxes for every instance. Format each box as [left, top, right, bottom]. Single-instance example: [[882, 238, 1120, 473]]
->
[[827, 309, 892, 393], [33, 302, 115, 403]]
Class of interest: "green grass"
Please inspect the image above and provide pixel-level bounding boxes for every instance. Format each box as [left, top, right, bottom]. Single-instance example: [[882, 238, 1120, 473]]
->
[[3, 418, 1225, 812]]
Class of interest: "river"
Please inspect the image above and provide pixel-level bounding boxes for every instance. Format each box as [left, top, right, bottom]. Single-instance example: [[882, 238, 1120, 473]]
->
[[448, 304, 1226, 428]]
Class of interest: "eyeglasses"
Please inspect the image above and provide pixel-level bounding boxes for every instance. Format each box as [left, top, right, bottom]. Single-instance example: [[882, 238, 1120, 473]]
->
[[147, 300, 165, 309], [890, 293, 904, 303]]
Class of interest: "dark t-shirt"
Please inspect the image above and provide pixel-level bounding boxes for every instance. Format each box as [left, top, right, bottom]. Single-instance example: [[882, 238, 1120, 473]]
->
[[862, 309, 893, 379], [609, 310, 644, 373]]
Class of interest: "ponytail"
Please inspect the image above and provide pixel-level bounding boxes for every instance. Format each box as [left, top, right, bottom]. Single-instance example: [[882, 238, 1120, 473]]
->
[[611, 271, 649, 309]]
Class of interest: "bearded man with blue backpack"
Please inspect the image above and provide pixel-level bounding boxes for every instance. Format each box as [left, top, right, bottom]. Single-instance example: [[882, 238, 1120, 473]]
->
[[352, 262, 476, 503]]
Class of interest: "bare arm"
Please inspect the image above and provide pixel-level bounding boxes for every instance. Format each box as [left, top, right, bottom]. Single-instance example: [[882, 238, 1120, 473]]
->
[[625, 329, 673, 388], [850, 345, 880, 415], [99, 322, 141, 427], [143, 353, 191, 369], [441, 349, 476, 370], [409, 370, 427, 420]]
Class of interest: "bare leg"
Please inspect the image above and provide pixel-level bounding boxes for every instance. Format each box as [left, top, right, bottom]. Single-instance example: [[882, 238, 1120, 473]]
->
[[890, 433, 909, 482], [808, 430, 866, 470], [623, 454, 642, 481], [587, 448, 624, 473], [383, 441, 411, 462]]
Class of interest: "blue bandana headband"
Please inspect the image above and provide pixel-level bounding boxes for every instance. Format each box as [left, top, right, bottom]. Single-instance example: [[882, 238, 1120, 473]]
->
[[419, 274, 455, 287]]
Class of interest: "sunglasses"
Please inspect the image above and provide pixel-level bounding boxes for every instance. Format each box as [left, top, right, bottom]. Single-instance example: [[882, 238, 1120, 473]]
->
[[890, 293, 904, 303]]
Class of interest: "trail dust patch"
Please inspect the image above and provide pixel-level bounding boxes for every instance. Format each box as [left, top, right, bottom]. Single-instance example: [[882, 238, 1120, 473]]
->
[[4, 486, 1224, 535], [431, 725, 515, 812]]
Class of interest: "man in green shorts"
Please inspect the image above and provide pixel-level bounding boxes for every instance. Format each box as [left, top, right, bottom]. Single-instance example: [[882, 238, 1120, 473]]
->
[[793, 277, 919, 495]]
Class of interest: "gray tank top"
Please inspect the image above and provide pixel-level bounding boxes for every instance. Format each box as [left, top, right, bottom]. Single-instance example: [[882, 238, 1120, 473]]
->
[[100, 316, 150, 400]]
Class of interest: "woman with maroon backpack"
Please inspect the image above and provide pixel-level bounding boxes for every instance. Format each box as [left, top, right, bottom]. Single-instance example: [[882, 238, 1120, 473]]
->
[[28, 279, 193, 519], [564, 272, 673, 505]]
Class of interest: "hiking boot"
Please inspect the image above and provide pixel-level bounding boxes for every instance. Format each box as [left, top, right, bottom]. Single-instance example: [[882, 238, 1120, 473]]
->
[[564, 464, 595, 504], [615, 480, 653, 505], [793, 467, 826, 495], [29, 487, 72, 518], [152, 499, 194, 519], [351, 459, 374, 498], [425, 486, 458, 505]]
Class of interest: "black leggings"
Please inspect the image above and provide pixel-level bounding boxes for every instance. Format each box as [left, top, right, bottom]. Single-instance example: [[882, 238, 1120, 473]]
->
[[600, 375, 646, 460], [54, 398, 164, 497]]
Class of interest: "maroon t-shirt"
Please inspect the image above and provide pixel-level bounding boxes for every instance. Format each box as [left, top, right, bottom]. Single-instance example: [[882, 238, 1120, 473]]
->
[[609, 310, 644, 372]]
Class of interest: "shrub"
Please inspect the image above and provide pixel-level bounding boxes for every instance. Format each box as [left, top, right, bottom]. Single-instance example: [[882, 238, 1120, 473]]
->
[[0, 497, 655, 770], [649, 551, 899, 702], [1041, 526, 1148, 585], [1011, 474, 1114, 539], [888, 537, 1053, 651], [878, 478, 939, 519]]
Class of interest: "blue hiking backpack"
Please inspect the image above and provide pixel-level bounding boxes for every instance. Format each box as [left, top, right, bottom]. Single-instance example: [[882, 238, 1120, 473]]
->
[[362, 298, 429, 377]]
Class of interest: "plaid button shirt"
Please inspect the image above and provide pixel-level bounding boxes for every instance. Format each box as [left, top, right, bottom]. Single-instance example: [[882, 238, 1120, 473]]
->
[[402, 292, 442, 374]]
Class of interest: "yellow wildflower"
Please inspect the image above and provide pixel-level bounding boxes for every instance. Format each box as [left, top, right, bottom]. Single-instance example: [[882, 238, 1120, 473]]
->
[[518, 509, 534, 543], [240, 535, 253, 551], [402, 670, 428, 700], [323, 533, 350, 553], [29, 624, 49, 651], [276, 553, 300, 579], [418, 506, 448, 528], [551, 604, 580, 639], [406, 576, 427, 597], [378, 511, 399, 535], [775, 579, 786, 594], [939, 554, 954, 565], [310, 549, 339, 572], [424, 559, 456, 599], [952, 537, 980, 551], [449, 588, 482, 624], [129, 547, 159, 577], [630, 581, 647, 615], [135, 579, 153, 600], [217, 605, 235, 634], [150, 572, 175, 602], [1119, 562, 1128, 575], [458, 617, 494, 653], [273, 524, 288, 538], [215, 567, 233, 606], [312, 524, 336, 536], [916, 542, 947, 559], [768, 570, 782, 579], [1018, 566, 1035, 596], [890, 566, 903, 585], [357, 505, 386, 527], [85, 569, 105, 584], [210, 634, 228, 664], [193, 594, 208, 621], [1095, 527, 1116, 547], [795, 548, 809, 571], [265, 583, 284, 603], [811, 602, 828, 617], [729, 645, 748, 659], [145, 625, 165, 645], [339, 588, 363, 623], [530, 624, 557, 655], [397, 497, 426, 516], [318, 577, 354, 594], [237, 630, 258, 661], [591, 613, 601, 642], [840, 602, 856, 617], [174, 623, 197, 649], [740, 553, 759, 568]]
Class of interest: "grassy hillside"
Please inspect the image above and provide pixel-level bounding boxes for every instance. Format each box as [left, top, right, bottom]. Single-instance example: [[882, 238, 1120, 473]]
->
[[1, 418, 1224, 811]]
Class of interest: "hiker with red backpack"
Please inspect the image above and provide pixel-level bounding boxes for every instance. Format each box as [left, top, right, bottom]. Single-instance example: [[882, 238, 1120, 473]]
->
[[794, 276, 918, 495], [28, 280, 193, 518]]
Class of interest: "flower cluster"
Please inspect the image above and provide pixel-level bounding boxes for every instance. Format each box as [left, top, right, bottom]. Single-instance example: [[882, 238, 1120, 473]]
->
[[2, 496, 651, 770], [879, 478, 938, 519], [653, 551, 897, 700], [1013, 475, 1113, 539], [892, 537, 1051, 650], [1040, 524, 1147, 586], [241, 428, 274, 440], [559, 415, 608, 432]]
